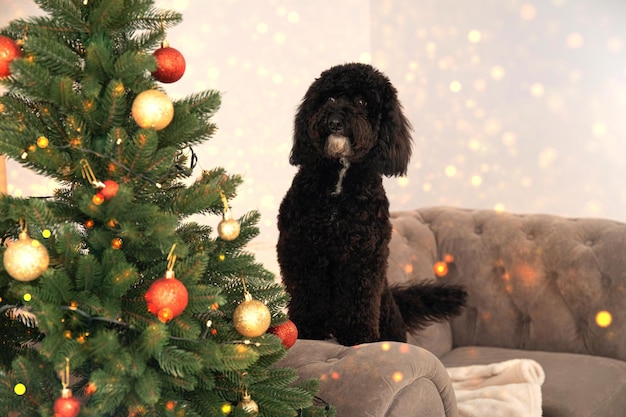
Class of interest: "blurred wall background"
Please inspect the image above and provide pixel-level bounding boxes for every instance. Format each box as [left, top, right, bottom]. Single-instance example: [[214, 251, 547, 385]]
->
[[2, 0, 626, 273]]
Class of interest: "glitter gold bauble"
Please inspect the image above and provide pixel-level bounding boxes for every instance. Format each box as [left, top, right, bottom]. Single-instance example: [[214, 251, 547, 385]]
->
[[236, 393, 259, 416], [3, 231, 50, 281], [233, 292, 271, 338], [218, 210, 240, 241], [131, 89, 174, 131]]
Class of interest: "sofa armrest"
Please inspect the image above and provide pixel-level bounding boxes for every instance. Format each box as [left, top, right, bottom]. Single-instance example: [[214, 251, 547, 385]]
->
[[278, 339, 458, 417]]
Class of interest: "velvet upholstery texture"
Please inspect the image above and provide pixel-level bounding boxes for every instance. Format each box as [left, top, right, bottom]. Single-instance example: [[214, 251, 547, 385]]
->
[[389, 207, 626, 417], [278, 339, 458, 417], [279, 207, 626, 416]]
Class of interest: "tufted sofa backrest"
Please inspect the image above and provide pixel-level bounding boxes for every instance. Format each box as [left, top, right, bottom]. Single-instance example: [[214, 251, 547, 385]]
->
[[387, 207, 626, 361]]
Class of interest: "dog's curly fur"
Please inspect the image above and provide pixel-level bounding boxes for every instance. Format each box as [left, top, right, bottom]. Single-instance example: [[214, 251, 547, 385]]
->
[[277, 63, 467, 346]]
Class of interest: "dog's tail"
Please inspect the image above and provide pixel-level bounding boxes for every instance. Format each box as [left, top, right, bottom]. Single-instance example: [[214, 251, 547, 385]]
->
[[391, 281, 468, 332]]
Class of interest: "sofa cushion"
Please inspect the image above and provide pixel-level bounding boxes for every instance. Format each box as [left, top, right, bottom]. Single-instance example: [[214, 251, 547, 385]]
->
[[278, 339, 459, 417], [387, 215, 454, 356], [441, 346, 626, 417]]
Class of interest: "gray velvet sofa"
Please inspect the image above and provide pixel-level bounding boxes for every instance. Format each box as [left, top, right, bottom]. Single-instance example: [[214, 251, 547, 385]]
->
[[278, 206, 626, 417]]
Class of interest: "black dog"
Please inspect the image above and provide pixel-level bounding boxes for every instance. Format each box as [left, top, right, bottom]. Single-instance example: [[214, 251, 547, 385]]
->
[[277, 63, 467, 346]]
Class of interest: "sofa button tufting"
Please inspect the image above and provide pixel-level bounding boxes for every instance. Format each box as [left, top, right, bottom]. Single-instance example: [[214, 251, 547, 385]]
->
[[527, 233, 535, 240], [474, 226, 483, 235], [585, 240, 594, 247]]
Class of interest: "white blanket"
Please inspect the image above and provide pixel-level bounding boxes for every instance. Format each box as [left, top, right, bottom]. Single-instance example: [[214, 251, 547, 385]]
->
[[447, 359, 545, 417]]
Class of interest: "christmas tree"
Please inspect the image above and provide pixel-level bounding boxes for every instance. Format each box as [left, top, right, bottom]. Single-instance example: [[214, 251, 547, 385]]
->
[[0, 1, 329, 416]]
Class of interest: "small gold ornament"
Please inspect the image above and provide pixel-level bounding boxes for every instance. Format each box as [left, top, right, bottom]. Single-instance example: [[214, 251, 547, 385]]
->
[[131, 89, 174, 130], [233, 291, 271, 338], [236, 393, 259, 416], [218, 210, 240, 241], [217, 191, 240, 241], [4, 222, 50, 282]]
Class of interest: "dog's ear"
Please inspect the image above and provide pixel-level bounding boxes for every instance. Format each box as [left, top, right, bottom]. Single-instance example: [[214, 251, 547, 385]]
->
[[289, 99, 316, 166], [289, 85, 319, 166], [373, 83, 413, 176]]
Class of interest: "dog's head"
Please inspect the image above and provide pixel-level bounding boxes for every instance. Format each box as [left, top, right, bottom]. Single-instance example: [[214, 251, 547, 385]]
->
[[290, 63, 412, 176]]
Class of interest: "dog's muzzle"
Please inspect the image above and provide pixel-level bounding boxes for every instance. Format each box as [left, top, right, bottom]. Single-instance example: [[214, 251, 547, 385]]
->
[[326, 134, 353, 159]]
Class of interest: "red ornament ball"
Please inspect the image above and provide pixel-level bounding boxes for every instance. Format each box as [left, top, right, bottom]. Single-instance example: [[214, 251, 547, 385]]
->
[[53, 389, 81, 417], [268, 319, 298, 349], [99, 180, 119, 200], [0, 35, 21, 78], [145, 271, 189, 323], [152, 44, 186, 83]]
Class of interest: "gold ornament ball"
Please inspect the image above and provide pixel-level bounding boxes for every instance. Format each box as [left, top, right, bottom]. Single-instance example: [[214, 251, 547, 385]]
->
[[131, 89, 174, 131], [233, 293, 271, 338], [218, 210, 240, 241], [3, 231, 50, 281], [236, 394, 259, 416]]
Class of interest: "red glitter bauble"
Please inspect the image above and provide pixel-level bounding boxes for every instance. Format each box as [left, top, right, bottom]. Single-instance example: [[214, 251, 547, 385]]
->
[[268, 319, 298, 349], [99, 180, 119, 200], [145, 271, 189, 323], [152, 44, 186, 83], [0, 35, 22, 78], [53, 389, 81, 417]]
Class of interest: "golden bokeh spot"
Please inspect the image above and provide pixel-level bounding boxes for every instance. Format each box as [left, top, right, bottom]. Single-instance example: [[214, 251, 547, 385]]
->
[[381, 342, 391, 352], [404, 264, 414, 274], [221, 403, 232, 414], [219, 254, 226, 261], [14, 383, 26, 396], [520, 3, 537, 21], [64, 330, 72, 339], [449, 80, 462, 93], [567, 32, 584, 49], [434, 261, 448, 277], [490, 65, 506, 80], [399, 344, 410, 354], [331, 371, 340, 380], [42, 229, 51, 239], [392, 371, 404, 383], [468, 30, 482, 43], [37, 136, 49, 148], [595, 310, 612, 328], [111, 237, 123, 250], [92, 193, 104, 205], [23, 293, 32, 302], [444, 254, 455, 263]]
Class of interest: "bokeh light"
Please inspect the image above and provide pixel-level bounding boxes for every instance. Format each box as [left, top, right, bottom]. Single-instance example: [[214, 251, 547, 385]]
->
[[595, 310, 612, 328], [434, 261, 449, 277], [14, 383, 26, 396]]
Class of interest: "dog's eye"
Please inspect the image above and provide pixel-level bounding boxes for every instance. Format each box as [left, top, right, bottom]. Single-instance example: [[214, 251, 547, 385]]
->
[[328, 97, 336, 103], [356, 98, 367, 107]]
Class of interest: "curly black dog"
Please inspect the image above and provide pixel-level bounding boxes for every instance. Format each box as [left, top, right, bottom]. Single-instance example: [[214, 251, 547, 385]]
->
[[277, 63, 467, 346]]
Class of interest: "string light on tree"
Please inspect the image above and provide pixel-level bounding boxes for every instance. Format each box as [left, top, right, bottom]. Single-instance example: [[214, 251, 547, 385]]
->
[[3, 219, 50, 282], [145, 244, 189, 323]]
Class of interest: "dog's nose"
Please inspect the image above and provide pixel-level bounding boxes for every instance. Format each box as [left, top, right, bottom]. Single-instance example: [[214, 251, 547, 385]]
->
[[328, 115, 345, 133]]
